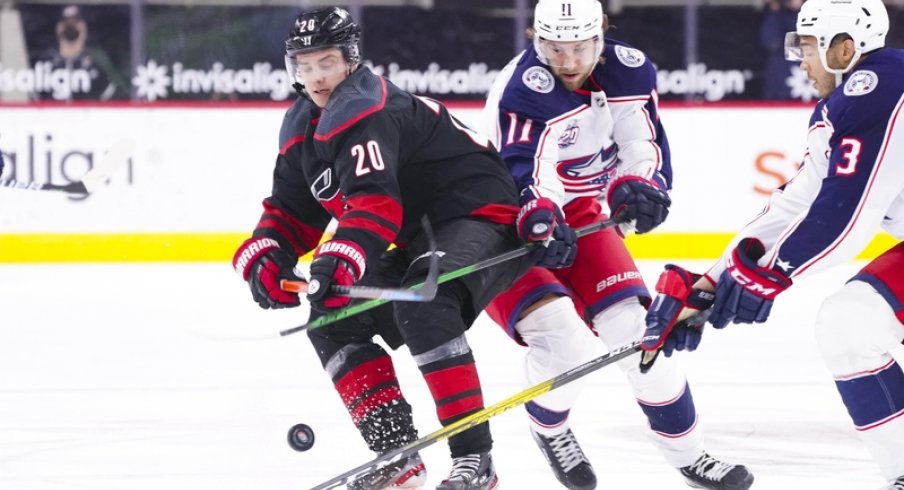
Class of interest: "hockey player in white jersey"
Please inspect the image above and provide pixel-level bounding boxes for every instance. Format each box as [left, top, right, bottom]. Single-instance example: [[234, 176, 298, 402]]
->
[[480, 1, 753, 489], [641, 0, 904, 488]]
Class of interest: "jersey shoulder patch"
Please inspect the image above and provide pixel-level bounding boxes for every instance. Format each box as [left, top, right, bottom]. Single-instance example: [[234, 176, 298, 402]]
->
[[596, 39, 656, 98], [315, 68, 387, 141], [843, 69, 879, 97], [522, 65, 556, 94], [613, 44, 646, 68]]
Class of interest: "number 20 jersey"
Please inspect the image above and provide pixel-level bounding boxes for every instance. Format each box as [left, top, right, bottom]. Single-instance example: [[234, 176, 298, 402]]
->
[[269, 66, 520, 261]]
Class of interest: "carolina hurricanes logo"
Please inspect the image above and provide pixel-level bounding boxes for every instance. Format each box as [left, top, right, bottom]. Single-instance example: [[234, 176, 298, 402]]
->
[[310, 168, 344, 216], [311, 169, 337, 200]]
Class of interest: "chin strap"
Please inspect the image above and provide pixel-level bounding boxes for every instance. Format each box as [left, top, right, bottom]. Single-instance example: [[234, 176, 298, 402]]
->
[[828, 50, 864, 89]]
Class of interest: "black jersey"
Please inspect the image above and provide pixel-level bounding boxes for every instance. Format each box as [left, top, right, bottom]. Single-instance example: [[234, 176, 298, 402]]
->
[[262, 67, 520, 263]]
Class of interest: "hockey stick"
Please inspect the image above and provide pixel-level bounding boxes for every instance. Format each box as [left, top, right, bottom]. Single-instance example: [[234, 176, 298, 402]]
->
[[279, 217, 440, 302], [0, 138, 134, 195], [279, 216, 623, 337], [310, 340, 642, 489]]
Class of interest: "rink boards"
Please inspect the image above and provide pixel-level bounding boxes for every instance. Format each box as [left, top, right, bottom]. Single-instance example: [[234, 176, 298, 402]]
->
[[0, 102, 895, 262]]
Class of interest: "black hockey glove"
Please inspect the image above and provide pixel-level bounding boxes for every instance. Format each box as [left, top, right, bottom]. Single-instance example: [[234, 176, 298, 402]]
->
[[516, 197, 577, 269], [307, 240, 367, 311], [607, 176, 671, 235], [233, 237, 303, 309]]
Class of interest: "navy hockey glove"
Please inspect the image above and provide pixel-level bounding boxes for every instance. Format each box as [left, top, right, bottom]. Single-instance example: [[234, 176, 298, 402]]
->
[[640, 265, 716, 372], [607, 176, 671, 235], [307, 240, 367, 311], [516, 197, 577, 269], [709, 238, 792, 329], [233, 237, 303, 309]]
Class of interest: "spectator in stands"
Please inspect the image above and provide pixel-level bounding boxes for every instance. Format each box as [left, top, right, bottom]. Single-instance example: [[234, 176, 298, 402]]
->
[[759, 0, 802, 99], [34, 5, 128, 101]]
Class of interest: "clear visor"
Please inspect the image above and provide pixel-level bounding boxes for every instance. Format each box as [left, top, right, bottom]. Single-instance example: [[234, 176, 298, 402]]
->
[[784, 32, 804, 61], [534, 36, 603, 69], [284, 47, 348, 86]]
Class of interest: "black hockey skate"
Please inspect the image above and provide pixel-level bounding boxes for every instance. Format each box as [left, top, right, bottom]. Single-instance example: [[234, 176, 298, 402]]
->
[[531, 429, 597, 490], [888, 476, 904, 490], [435, 452, 498, 490], [347, 452, 427, 489], [679, 452, 754, 490]]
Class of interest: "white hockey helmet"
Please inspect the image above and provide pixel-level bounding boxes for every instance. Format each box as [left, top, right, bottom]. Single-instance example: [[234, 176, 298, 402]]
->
[[533, 0, 605, 68], [784, 0, 888, 74]]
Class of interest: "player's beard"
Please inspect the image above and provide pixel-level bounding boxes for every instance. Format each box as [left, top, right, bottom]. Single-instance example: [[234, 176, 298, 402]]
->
[[553, 63, 595, 91], [557, 71, 590, 92], [562, 73, 590, 91]]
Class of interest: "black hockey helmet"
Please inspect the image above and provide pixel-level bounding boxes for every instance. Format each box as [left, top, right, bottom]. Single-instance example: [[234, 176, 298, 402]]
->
[[285, 7, 361, 65]]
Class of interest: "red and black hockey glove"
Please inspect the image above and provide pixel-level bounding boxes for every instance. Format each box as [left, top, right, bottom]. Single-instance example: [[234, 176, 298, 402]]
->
[[607, 176, 671, 235], [516, 197, 577, 269], [307, 240, 367, 311], [641, 264, 716, 372], [709, 238, 792, 329], [233, 237, 303, 309]]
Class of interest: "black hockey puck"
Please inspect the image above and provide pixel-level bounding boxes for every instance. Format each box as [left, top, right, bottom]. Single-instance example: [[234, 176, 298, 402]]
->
[[288, 423, 315, 452]]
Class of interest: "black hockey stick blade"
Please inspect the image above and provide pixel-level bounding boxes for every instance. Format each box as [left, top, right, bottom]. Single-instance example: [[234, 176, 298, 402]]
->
[[279, 215, 626, 337], [309, 340, 642, 489], [279, 217, 440, 302], [0, 138, 134, 195]]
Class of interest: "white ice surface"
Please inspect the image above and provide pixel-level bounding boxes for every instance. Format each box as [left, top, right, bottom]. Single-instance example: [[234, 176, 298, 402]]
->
[[0, 261, 897, 490]]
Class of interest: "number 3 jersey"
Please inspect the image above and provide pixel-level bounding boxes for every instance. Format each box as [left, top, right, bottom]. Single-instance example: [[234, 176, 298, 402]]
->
[[481, 39, 673, 207], [261, 66, 520, 262], [706, 48, 904, 282]]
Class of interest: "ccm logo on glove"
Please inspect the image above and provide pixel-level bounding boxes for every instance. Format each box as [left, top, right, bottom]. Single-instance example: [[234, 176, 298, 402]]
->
[[726, 256, 783, 298]]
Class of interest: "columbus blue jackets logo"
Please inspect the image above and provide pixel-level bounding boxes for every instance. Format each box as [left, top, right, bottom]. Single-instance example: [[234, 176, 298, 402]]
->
[[844, 70, 878, 96], [522, 66, 555, 94], [614, 46, 645, 68]]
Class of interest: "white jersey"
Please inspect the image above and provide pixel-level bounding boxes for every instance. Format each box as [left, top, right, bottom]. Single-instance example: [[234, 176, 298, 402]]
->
[[481, 39, 671, 208], [707, 48, 904, 281]]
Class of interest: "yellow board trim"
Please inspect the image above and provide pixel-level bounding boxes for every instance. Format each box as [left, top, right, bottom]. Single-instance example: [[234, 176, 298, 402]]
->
[[0, 232, 897, 263]]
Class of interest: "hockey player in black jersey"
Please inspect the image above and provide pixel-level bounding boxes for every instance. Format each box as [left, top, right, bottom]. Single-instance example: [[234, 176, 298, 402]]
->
[[232, 7, 534, 490]]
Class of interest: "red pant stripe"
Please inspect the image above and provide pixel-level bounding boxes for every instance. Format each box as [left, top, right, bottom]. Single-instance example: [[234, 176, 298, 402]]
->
[[435, 393, 485, 422], [423, 363, 480, 400], [334, 356, 397, 407]]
